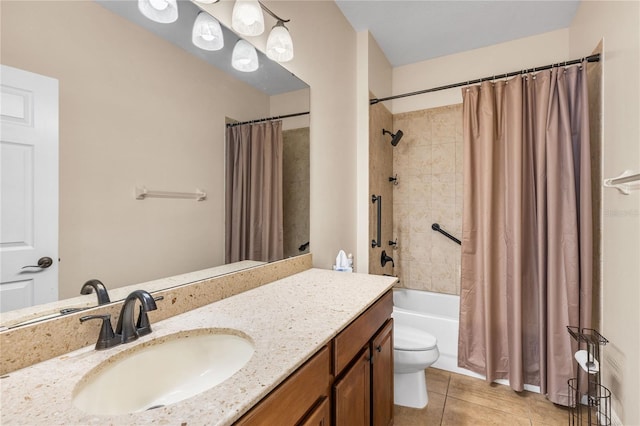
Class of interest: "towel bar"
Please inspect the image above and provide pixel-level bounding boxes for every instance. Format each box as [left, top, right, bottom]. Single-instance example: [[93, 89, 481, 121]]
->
[[603, 170, 640, 195], [135, 187, 206, 201]]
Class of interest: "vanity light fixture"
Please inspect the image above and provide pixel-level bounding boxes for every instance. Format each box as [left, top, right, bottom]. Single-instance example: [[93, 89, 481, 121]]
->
[[192, 12, 224, 51], [137, 0, 294, 72], [266, 20, 293, 62], [232, 0, 265, 37], [231, 0, 295, 63], [137, 0, 178, 24], [232, 39, 259, 72]]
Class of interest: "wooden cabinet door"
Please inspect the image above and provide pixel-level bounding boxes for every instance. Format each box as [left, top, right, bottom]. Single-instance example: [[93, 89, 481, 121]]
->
[[371, 319, 393, 426], [333, 347, 371, 426], [235, 347, 331, 426], [299, 397, 331, 426]]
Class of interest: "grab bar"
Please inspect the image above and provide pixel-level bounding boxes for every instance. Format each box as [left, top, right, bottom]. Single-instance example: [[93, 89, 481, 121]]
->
[[431, 223, 461, 245], [371, 195, 381, 248]]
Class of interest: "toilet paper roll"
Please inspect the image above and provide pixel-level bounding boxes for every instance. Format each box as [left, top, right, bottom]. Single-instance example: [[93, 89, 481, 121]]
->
[[574, 350, 599, 374]]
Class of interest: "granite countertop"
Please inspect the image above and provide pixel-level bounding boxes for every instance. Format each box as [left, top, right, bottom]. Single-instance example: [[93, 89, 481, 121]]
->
[[0, 268, 396, 425]]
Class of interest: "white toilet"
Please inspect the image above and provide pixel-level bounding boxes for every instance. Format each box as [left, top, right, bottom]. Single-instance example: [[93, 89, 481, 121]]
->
[[393, 308, 440, 409]]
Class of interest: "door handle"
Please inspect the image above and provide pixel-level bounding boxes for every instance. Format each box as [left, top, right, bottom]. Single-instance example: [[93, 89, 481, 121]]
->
[[21, 257, 53, 269]]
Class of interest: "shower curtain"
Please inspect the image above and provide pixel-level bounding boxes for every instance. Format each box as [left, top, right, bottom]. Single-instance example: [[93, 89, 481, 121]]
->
[[225, 121, 284, 263], [458, 63, 592, 405]]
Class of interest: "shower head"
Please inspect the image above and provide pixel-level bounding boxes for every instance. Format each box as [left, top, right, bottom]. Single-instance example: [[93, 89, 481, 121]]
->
[[382, 129, 403, 146]]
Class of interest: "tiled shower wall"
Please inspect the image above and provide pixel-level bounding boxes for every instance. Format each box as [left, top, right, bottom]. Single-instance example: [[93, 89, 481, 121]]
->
[[392, 105, 463, 295], [283, 127, 310, 259]]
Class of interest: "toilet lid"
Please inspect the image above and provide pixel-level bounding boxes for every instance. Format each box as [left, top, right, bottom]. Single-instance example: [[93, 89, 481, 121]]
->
[[394, 326, 437, 351]]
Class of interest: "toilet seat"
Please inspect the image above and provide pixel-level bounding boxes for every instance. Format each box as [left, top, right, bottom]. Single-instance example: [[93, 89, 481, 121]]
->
[[394, 325, 437, 351]]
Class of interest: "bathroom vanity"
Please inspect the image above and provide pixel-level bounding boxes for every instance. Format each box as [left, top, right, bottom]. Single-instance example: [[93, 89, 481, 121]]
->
[[0, 268, 396, 425], [237, 289, 393, 425]]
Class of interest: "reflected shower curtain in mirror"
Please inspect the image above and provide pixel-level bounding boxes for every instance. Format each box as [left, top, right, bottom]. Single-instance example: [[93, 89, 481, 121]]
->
[[458, 63, 592, 405], [225, 121, 283, 263]]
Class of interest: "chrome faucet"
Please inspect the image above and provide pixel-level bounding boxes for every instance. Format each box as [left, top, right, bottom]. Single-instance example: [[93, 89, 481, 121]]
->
[[80, 279, 111, 305], [115, 290, 158, 343]]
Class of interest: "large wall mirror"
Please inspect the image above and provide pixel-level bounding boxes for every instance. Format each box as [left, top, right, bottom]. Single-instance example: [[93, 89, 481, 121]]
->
[[0, 0, 310, 327]]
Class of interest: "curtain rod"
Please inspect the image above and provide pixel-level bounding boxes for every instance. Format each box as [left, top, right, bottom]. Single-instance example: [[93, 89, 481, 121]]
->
[[370, 53, 601, 105], [226, 111, 310, 128]]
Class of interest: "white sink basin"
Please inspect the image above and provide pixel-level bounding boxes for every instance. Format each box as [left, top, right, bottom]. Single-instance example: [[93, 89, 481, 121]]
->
[[72, 329, 254, 415]]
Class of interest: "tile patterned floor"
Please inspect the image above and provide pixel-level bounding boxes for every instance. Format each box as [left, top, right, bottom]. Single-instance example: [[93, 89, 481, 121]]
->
[[394, 368, 570, 426]]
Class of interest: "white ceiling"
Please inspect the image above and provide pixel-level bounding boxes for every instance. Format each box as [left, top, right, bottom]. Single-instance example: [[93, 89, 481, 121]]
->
[[335, 0, 581, 67]]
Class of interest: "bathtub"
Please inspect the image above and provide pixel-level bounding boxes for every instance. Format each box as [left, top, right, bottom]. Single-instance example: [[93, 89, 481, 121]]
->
[[392, 288, 482, 379], [392, 288, 540, 392]]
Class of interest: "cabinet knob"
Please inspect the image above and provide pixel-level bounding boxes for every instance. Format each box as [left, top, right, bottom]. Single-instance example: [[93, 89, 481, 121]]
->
[[376, 345, 382, 353]]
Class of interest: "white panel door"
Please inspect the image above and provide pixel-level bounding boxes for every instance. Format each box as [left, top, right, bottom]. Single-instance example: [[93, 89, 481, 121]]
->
[[0, 65, 59, 312]]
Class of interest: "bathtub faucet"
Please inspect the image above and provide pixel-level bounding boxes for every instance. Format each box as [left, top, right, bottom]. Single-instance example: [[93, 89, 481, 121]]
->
[[381, 250, 395, 268]]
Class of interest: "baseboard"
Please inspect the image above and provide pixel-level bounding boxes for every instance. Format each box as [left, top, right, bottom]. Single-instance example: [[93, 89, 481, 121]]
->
[[494, 378, 541, 394], [435, 362, 542, 394]]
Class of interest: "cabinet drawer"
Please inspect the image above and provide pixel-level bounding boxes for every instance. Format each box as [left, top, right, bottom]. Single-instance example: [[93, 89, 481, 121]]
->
[[235, 346, 331, 426], [332, 290, 393, 376]]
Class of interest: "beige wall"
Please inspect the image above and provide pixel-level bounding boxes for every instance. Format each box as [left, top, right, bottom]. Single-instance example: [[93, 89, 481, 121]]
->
[[1, 1, 270, 299], [356, 31, 372, 273], [360, 33, 394, 274], [288, 1, 359, 270], [269, 88, 310, 131], [368, 33, 393, 103], [391, 29, 570, 113], [569, 2, 640, 424]]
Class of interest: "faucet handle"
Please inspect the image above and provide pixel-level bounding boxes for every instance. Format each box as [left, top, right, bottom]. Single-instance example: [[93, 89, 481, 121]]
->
[[135, 296, 163, 337], [80, 314, 121, 350], [135, 305, 153, 337]]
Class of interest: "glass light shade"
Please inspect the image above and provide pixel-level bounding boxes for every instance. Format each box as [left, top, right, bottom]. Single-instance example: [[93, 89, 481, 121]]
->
[[231, 0, 264, 36], [192, 12, 224, 51], [232, 40, 259, 72], [266, 23, 294, 62], [138, 0, 178, 24]]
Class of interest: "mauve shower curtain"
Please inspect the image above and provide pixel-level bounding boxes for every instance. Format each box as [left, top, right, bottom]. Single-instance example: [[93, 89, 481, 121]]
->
[[458, 63, 592, 405], [225, 121, 283, 263]]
